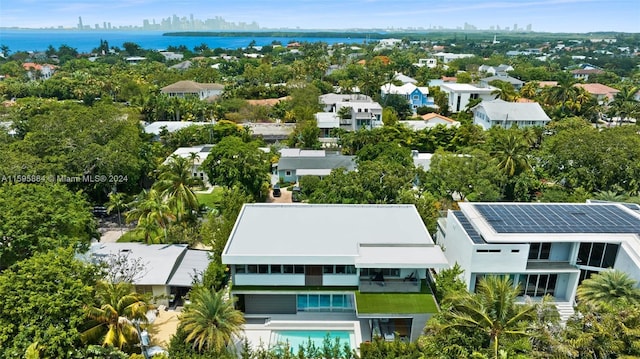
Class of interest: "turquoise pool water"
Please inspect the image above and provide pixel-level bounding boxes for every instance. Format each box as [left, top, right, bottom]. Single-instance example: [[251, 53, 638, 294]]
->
[[271, 330, 354, 351]]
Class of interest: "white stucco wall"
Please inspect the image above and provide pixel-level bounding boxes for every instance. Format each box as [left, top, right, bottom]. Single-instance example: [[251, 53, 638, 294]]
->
[[323, 274, 359, 286]]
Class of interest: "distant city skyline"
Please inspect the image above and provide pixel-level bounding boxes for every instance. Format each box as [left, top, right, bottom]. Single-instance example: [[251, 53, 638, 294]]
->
[[1, 0, 639, 33]]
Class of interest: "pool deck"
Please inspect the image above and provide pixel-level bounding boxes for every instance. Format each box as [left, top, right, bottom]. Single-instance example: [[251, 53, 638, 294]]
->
[[238, 312, 368, 354]]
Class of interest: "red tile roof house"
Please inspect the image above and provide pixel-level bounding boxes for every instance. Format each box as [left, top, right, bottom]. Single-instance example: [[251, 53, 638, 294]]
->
[[574, 83, 620, 105], [22, 63, 57, 80]]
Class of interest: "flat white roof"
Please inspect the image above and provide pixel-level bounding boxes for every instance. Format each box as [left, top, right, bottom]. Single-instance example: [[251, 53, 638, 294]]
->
[[223, 204, 445, 267], [440, 83, 494, 93], [356, 244, 448, 268]]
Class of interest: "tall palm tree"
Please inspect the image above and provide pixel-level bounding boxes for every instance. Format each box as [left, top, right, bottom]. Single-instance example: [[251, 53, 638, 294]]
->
[[126, 189, 175, 242], [179, 286, 245, 353], [81, 281, 150, 350], [440, 276, 536, 359], [492, 132, 530, 177], [106, 192, 127, 229], [154, 155, 201, 223], [576, 269, 640, 309]]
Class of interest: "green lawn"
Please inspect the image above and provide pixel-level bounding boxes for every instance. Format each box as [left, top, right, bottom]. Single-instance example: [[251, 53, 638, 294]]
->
[[117, 230, 146, 242], [196, 187, 224, 209], [355, 292, 438, 314]]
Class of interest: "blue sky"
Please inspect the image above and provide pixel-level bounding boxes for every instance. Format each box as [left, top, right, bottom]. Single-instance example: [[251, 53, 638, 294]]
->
[[0, 0, 638, 32]]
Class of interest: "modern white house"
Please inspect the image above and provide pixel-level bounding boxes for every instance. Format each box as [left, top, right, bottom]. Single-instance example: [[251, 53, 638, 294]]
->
[[434, 52, 475, 64], [438, 83, 495, 113], [160, 80, 224, 100], [86, 243, 212, 307], [164, 144, 214, 187], [223, 204, 449, 343], [316, 94, 383, 133], [471, 99, 551, 129], [435, 202, 640, 320]]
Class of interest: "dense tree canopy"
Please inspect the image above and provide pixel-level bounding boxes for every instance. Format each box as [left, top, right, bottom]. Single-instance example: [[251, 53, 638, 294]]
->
[[201, 136, 270, 200], [0, 183, 96, 269], [0, 248, 101, 358]]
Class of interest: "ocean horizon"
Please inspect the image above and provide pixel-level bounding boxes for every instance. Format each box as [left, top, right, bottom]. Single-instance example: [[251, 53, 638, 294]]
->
[[0, 29, 368, 53]]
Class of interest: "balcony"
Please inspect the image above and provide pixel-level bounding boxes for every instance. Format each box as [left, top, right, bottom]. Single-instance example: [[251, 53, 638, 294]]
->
[[339, 118, 353, 125], [358, 277, 422, 293]]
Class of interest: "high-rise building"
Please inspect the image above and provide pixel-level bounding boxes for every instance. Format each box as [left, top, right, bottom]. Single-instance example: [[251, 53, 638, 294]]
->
[[78, 16, 83, 30]]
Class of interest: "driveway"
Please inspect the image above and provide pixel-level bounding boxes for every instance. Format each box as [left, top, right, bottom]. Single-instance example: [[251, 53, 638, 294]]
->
[[267, 188, 291, 203]]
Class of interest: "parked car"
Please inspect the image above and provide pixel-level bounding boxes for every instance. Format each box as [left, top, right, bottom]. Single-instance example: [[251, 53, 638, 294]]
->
[[292, 186, 301, 202], [272, 184, 281, 197]]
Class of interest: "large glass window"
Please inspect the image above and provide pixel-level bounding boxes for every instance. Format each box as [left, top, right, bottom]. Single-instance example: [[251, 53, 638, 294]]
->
[[296, 294, 355, 312], [528, 243, 551, 260], [235, 265, 246, 274], [577, 243, 619, 268], [360, 268, 400, 277], [523, 274, 557, 297]]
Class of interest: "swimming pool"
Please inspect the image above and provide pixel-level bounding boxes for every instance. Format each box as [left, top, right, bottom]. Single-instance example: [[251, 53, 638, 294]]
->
[[270, 330, 354, 352]]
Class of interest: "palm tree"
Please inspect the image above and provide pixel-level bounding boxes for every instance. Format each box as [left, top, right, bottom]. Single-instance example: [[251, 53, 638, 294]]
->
[[126, 189, 175, 242], [541, 73, 579, 116], [154, 155, 201, 223], [490, 80, 519, 102], [82, 281, 150, 350], [519, 81, 539, 100], [440, 276, 536, 359], [576, 269, 640, 309], [492, 132, 530, 177], [106, 192, 127, 230], [608, 85, 640, 124], [179, 286, 245, 353]]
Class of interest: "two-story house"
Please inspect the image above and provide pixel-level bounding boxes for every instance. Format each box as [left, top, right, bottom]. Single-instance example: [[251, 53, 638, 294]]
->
[[436, 202, 640, 320], [472, 99, 551, 129], [164, 144, 214, 187], [438, 83, 495, 113], [316, 94, 383, 133], [160, 80, 224, 101], [380, 83, 434, 113], [223, 204, 449, 346]]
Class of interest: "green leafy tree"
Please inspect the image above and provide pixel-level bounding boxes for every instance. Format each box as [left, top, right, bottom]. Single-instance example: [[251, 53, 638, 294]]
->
[[0, 183, 96, 269], [432, 263, 467, 303], [0, 248, 101, 358], [202, 136, 270, 201], [81, 281, 151, 351], [179, 286, 245, 353]]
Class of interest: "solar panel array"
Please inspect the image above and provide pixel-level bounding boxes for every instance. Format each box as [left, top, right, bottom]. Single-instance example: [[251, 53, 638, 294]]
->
[[474, 204, 640, 234], [452, 211, 486, 244]]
